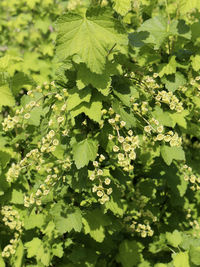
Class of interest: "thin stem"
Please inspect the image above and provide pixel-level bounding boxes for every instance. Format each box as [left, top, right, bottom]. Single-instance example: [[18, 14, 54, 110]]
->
[[135, 111, 157, 132], [125, 76, 149, 90], [107, 43, 117, 57], [167, 245, 176, 255], [165, 0, 171, 54], [165, 0, 171, 26]]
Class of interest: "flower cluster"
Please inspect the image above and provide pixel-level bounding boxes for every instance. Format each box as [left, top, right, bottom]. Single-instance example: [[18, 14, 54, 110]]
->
[[89, 156, 112, 204], [189, 218, 200, 229], [6, 148, 42, 183], [155, 90, 183, 113], [144, 75, 160, 89], [2, 81, 57, 132], [2, 115, 20, 131], [2, 106, 33, 132], [124, 193, 156, 238], [31, 81, 56, 94], [131, 100, 149, 115], [4, 82, 73, 208], [67, 0, 83, 10], [105, 108, 139, 172], [6, 163, 21, 183], [182, 164, 200, 191], [129, 72, 161, 94], [189, 76, 200, 90], [39, 130, 60, 153], [2, 97, 41, 132], [24, 158, 71, 207], [130, 221, 154, 238], [111, 131, 139, 172], [186, 209, 200, 237], [1, 206, 23, 258], [154, 130, 182, 147], [143, 118, 182, 147], [190, 220, 200, 238]]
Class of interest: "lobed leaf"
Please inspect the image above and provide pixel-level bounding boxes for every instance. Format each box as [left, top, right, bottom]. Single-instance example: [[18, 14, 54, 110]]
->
[[56, 7, 127, 74]]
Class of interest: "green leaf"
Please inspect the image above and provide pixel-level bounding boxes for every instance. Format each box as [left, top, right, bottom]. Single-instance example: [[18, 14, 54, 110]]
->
[[159, 56, 177, 77], [52, 144, 65, 159], [193, 96, 200, 108], [169, 110, 189, 129], [152, 106, 174, 127], [66, 87, 92, 111], [104, 186, 125, 216], [82, 209, 110, 242], [177, 175, 188, 197], [191, 21, 200, 41], [43, 221, 56, 238], [10, 189, 24, 204], [184, 121, 200, 139], [138, 16, 190, 49], [105, 195, 124, 216], [0, 84, 15, 107], [55, 217, 69, 235], [189, 246, 200, 265], [129, 31, 149, 48], [138, 16, 169, 48], [112, 100, 136, 128], [35, 19, 51, 34], [181, 234, 200, 251], [138, 261, 151, 267], [68, 246, 98, 266], [76, 63, 111, 94], [11, 72, 36, 96], [0, 55, 12, 70], [21, 93, 44, 126], [191, 54, 200, 71], [0, 148, 12, 169], [179, 0, 200, 15], [24, 210, 45, 230], [70, 95, 102, 122], [160, 146, 185, 166], [116, 240, 141, 267], [26, 0, 40, 9], [154, 264, 168, 267], [0, 254, 5, 267], [56, 7, 127, 73], [169, 19, 191, 39], [66, 208, 82, 232], [72, 139, 98, 169], [55, 208, 82, 234], [25, 238, 51, 266], [113, 85, 139, 107], [138, 180, 155, 198], [173, 251, 190, 267], [0, 72, 9, 86], [55, 62, 72, 85], [162, 72, 186, 92], [0, 55, 22, 72], [149, 234, 167, 254], [29, 106, 44, 126], [112, 0, 131, 16], [52, 243, 64, 258], [25, 238, 42, 258], [13, 240, 24, 267], [166, 230, 182, 247]]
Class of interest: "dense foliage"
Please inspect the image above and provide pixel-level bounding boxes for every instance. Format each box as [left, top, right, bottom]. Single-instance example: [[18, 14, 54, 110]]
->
[[1, 0, 200, 266]]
